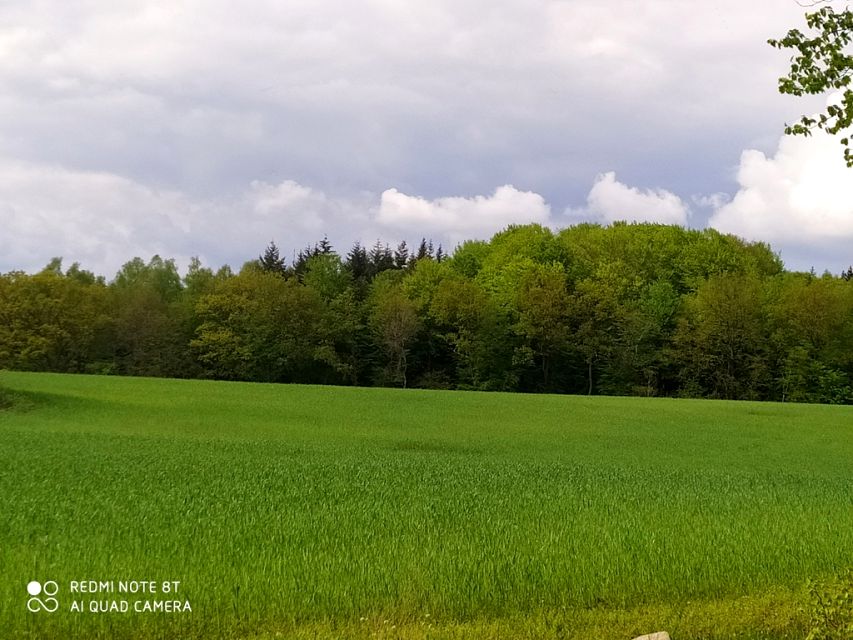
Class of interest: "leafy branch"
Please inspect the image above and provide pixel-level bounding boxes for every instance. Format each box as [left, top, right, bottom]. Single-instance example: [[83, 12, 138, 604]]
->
[[769, 6, 853, 166]]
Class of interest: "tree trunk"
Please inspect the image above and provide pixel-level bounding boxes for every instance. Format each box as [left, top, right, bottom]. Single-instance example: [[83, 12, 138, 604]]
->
[[587, 359, 593, 395]]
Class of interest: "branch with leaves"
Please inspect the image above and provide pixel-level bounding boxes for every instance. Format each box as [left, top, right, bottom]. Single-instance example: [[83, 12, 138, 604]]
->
[[769, 5, 853, 166]]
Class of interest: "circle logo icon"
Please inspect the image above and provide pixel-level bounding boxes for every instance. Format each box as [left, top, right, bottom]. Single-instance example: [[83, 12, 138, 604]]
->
[[27, 580, 59, 613]]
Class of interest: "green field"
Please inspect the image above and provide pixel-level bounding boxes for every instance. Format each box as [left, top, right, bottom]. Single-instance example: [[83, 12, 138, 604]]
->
[[0, 372, 851, 640]]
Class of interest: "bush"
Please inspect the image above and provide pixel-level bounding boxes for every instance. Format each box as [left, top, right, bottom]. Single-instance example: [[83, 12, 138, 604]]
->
[[805, 568, 853, 640]]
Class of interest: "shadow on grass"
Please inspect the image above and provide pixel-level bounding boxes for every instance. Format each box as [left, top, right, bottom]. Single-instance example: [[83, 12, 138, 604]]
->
[[0, 387, 96, 414], [0, 386, 39, 412]]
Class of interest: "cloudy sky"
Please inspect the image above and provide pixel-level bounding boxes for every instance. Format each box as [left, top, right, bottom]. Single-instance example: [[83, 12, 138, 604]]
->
[[1, 0, 851, 276]]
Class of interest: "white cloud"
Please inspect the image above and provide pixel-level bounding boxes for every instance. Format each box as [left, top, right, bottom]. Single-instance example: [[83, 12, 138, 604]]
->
[[570, 172, 689, 225], [0, 159, 371, 276], [0, 159, 197, 274], [0, 158, 554, 275], [248, 180, 328, 229], [377, 185, 551, 242], [709, 127, 853, 268]]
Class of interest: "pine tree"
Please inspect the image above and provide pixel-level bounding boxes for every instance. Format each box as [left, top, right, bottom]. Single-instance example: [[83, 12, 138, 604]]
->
[[293, 243, 320, 277], [370, 240, 394, 275], [394, 241, 409, 270], [415, 238, 429, 261], [435, 244, 445, 263], [258, 241, 286, 276], [346, 241, 370, 282], [318, 235, 333, 255]]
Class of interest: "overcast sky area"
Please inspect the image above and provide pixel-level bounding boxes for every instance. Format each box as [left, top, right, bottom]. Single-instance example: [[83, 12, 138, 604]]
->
[[1, 0, 851, 276]]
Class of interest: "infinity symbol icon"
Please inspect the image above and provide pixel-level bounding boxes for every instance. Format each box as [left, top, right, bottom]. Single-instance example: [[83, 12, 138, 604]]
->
[[27, 581, 59, 613]]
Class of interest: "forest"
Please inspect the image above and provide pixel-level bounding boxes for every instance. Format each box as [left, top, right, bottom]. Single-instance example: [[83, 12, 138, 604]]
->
[[1, 222, 852, 404]]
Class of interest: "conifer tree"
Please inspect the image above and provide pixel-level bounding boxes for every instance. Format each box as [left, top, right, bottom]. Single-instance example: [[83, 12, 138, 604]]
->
[[394, 241, 409, 270], [258, 241, 287, 276], [415, 238, 429, 262], [318, 235, 333, 255], [346, 241, 370, 282], [293, 243, 320, 277], [370, 240, 395, 275]]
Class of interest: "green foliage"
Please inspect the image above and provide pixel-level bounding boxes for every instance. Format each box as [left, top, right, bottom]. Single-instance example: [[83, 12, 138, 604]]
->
[[109, 256, 196, 377], [302, 253, 353, 302], [769, 6, 853, 166], [674, 274, 770, 400], [804, 569, 853, 640], [512, 262, 572, 390], [781, 346, 852, 405], [113, 255, 183, 302], [0, 224, 850, 402], [0, 264, 110, 373], [369, 273, 420, 387], [430, 276, 515, 390], [483, 224, 563, 272], [191, 269, 349, 384], [769, 274, 853, 403], [447, 239, 491, 278]]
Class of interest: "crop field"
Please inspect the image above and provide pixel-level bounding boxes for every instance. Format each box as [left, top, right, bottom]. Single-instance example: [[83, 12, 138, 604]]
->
[[0, 371, 851, 640]]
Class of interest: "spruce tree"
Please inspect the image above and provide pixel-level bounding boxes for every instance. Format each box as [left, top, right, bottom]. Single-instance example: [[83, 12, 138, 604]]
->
[[415, 238, 429, 261], [346, 241, 370, 282], [370, 240, 394, 275], [394, 241, 409, 270], [258, 241, 286, 276], [293, 243, 320, 277]]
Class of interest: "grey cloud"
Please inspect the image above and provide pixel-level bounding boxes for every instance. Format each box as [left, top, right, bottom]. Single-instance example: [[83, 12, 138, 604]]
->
[[0, 0, 846, 274], [0, 1, 819, 197]]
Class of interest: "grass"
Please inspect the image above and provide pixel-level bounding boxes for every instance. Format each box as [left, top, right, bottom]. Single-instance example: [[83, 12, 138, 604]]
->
[[0, 371, 850, 639]]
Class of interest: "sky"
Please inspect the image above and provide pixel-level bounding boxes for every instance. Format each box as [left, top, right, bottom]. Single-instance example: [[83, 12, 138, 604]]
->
[[0, 0, 851, 276]]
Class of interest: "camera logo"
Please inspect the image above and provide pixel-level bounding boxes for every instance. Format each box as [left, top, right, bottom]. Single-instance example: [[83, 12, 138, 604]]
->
[[27, 580, 59, 613]]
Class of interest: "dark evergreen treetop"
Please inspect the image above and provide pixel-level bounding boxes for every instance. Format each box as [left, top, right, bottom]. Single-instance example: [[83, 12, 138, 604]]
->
[[394, 241, 409, 270], [318, 235, 334, 255], [345, 241, 370, 282], [258, 241, 287, 276]]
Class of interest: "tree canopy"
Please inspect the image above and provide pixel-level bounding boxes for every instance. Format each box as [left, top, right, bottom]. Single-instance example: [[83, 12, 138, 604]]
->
[[0, 224, 851, 403]]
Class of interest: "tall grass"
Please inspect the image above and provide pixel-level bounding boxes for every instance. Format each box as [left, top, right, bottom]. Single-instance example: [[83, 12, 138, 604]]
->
[[0, 372, 850, 639]]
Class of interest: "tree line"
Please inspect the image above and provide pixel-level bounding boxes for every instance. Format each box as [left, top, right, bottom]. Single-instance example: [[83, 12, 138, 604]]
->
[[1, 223, 852, 404]]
